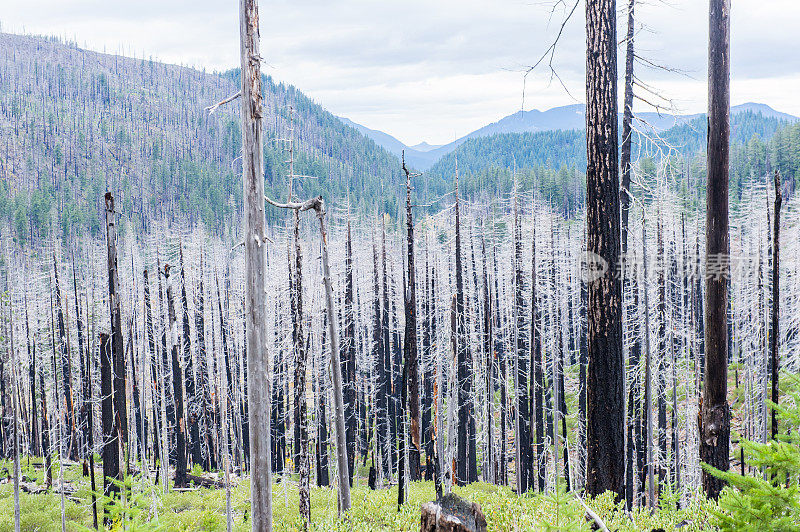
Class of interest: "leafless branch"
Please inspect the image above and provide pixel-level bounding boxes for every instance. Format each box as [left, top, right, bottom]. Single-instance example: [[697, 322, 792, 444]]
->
[[521, 0, 581, 109], [205, 91, 241, 115], [264, 194, 322, 212]]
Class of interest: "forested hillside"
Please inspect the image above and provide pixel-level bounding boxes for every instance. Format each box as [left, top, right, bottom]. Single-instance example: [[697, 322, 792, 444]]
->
[[0, 32, 402, 245], [426, 112, 800, 213]]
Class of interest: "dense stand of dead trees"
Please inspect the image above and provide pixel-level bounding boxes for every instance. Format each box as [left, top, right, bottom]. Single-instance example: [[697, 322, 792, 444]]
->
[[1, 2, 798, 530]]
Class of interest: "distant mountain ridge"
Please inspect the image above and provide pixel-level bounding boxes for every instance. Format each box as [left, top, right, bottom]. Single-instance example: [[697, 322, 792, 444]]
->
[[344, 102, 798, 170]]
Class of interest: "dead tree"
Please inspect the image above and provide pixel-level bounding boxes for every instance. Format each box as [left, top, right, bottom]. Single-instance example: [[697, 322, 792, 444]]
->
[[701, 0, 731, 500], [585, 0, 625, 500], [166, 264, 188, 488], [512, 183, 531, 494], [52, 252, 77, 460], [240, 0, 273, 527], [100, 333, 120, 521], [344, 219, 357, 486], [454, 167, 472, 486], [620, 0, 636, 256], [105, 193, 127, 456], [770, 170, 782, 440], [265, 194, 351, 513], [532, 219, 545, 492]]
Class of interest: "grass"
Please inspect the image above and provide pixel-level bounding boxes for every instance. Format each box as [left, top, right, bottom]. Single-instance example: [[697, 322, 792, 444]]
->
[[0, 458, 722, 531]]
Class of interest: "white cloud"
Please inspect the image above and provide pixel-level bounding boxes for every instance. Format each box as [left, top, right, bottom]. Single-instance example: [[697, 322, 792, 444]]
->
[[1, 0, 798, 145]]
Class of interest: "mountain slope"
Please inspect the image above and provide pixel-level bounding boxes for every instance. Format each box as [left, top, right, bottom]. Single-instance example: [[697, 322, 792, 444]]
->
[[350, 102, 798, 170], [427, 110, 797, 182], [0, 32, 403, 244]]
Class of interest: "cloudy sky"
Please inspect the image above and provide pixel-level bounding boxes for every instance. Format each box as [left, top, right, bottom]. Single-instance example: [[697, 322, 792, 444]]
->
[[3, 1, 798, 145]]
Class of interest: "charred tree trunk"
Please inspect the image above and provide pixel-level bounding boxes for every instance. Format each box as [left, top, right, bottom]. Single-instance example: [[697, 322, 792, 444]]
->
[[179, 248, 201, 469], [292, 216, 311, 526], [455, 172, 472, 486], [532, 222, 545, 492], [344, 220, 357, 486], [585, 0, 625, 500], [166, 265, 188, 488], [143, 269, 162, 478], [24, 296, 39, 457], [100, 333, 120, 523], [53, 253, 77, 460], [402, 156, 422, 482], [657, 218, 667, 486], [72, 255, 89, 462], [316, 315, 330, 487], [620, 0, 636, 256], [770, 171, 782, 441], [105, 193, 127, 461], [481, 230, 493, 484], [701, 0, 731, 501]]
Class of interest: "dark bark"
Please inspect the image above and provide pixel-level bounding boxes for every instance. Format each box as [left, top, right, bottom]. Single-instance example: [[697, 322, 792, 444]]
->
[[532, 223, 545, 492], [481, 230, 493, 484], [657, 218, 667, 486], [291, 215, 311, 525], [585, 0, 625, 499], [770, 171, 782, 441], [24, 295, 39, 457], [166, 265, 188, 488], [143, 269, 162, 474], [316, 315, 330, 487], [402, 156, 422, 481], [493, 242, 508, 486], [105, 193, 127, 452], [701, 0, 731, 500], [179, 248, 201, 469], [344, 220, 357, 486], [620, 0, 635, 256], [53, 253, 77, 460], [100, 333, 120, 522], [455, 174, 472, 486], [72, 254, 89, 461]]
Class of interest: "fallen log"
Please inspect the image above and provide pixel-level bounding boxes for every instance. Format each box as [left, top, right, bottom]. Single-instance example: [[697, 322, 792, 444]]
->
[[421, 493, 487, 532]]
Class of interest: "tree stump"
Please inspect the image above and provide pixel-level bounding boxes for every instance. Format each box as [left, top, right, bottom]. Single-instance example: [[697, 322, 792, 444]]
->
[[420, 493, 487, 532]]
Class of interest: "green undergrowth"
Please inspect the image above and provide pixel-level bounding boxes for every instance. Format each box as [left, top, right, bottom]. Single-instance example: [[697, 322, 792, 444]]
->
[[0, 465, 724, 532]]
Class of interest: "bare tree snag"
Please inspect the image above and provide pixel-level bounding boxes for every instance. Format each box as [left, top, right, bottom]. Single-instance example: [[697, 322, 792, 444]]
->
[[701, 0, 731, 500], [240, 0, 273, 527], [100, 333, 119, 524], [620, 0, 636, 256], [770, 170, 782, 441], [265, 194, 351, 513], [105, 193, 127, 454], [166, 265, 188, 488], [402, 153, 422, 482]]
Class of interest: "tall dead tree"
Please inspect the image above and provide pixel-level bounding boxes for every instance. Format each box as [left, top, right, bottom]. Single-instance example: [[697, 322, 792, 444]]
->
[[240, 0, 273, 527], [264, 195, 351, 513], [512, 182, 531, 494], [166, 264, 188, 488], [620, 0, 636, 256], [344, 219, 357, 485], [53, 253, 77, 460], [105, 193, 127, 458], [454, 166, 472, 486], [585, 0, 625, 499], [532, 219, 545, 492], [402, 154, 422, 481], [701, 0, 731, 500], [770, 170, 782, 440], [100, 333, 119, 525], [291, 216, 310, 524]]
